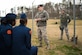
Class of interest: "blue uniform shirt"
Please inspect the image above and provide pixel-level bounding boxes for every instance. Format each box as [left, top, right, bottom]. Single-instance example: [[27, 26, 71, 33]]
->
[[12, 24, 31, 55], [0, 24, 6, 49], [1, 24, 12, 47], [0, 24, 12, 55], [0, 24, 6, 55]]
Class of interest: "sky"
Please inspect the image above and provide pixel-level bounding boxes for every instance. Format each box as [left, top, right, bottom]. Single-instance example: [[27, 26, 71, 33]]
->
[[0, 0, 80, 16], [0, 0, 62, 10], [0, 0, 62, 16]]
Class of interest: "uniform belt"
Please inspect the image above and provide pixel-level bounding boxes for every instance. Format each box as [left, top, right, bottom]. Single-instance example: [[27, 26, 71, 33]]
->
[[38, 25, 46, 27]]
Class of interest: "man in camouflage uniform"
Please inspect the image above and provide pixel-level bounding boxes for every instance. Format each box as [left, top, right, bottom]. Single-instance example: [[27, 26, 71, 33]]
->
[[59, 9, 71, 41], [35, 4, 50, 49]]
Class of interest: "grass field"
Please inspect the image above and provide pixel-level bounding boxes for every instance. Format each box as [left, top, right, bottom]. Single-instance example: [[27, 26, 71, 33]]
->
[[16, 19, 82, 55]]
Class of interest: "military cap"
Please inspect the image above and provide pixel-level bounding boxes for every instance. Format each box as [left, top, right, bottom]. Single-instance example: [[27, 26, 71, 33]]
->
[[20, 13, 27, 19], [6, 13, 17, 19], [37, 4, 44, 8]]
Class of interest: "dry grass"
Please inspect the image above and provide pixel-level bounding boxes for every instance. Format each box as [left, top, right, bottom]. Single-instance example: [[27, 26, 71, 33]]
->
[[16, 19, 82, 55]]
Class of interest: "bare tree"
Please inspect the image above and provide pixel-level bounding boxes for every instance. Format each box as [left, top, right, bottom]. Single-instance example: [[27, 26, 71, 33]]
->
[[62, 0, 66, 4]]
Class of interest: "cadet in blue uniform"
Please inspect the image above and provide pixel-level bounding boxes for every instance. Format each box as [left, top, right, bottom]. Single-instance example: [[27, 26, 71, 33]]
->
[[0, 17, 7, 55], [0, 13, 17, 55], [12, 13, 38, 55]]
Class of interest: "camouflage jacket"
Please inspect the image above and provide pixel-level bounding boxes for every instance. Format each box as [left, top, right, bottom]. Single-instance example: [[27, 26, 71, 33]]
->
[[35, 10, 49, 27], [60, 13, 71, 26]]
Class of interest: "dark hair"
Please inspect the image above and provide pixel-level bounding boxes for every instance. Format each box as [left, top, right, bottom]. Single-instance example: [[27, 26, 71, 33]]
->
[[1, 17, 7, 25], [5, 13, 17, 26], [6, 18, 16, 26], [20, 19, 27, 24], [37, 4, 43, 8]]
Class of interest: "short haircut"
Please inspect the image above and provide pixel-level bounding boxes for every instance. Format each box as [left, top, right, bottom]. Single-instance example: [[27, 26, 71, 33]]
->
[[20, 19, 27, 24], [37, 4, 44, 8]]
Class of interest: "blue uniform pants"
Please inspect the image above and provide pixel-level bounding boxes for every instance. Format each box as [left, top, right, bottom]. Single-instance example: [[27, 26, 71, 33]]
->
[[31, 46, 38, 55]]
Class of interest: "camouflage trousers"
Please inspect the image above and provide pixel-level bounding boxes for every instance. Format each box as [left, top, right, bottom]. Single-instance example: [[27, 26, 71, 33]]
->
[[37, 26, 49, 45], [60, 25, 69, 40]]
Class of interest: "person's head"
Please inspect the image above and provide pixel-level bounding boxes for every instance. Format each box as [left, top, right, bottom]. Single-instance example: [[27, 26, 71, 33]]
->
[[20, 13, 27, 26], [6, 13, 17, 26], [1, 17, 7, 25], [61, 9, 66, 14], [37, 4, 44, 11]]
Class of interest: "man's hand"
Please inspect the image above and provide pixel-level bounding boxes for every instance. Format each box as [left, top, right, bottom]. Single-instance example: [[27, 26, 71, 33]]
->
[[35, 18, 41, 22], [38, 18, 41, 21], [35, 19, 38, 22]]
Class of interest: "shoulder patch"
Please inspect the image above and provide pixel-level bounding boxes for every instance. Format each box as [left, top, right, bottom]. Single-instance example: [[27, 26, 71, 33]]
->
[[29, 30, 32, 35], [7, 29, 12, 35]]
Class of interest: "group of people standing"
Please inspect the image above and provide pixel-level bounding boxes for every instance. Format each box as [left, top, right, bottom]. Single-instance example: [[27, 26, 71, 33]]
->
[[34, 4, 71, 50], [0, 4, 71, 55]]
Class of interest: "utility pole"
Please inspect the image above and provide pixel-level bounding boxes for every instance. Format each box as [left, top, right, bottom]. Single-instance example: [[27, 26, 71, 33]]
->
[[80, 0, 82, 19], [73, 0, 76, 44], [32, 0, 35, 37]]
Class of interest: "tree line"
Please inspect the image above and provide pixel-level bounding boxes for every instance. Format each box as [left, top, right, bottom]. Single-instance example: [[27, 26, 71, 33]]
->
[[7, 0, 82, 19]]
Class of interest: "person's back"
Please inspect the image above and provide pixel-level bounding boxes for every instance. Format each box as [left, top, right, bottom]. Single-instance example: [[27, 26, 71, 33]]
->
[[0, 17, 7, 55], [1, 24, 12, 46], [12, 13, 38, 55], [0, 13, 17, 55], [12, 24, 31, 55]]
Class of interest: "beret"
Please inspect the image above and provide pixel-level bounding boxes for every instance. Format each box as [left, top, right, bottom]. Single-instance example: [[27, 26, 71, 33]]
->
[[20, 13, 27, 19], [6, 13, 17, 19]]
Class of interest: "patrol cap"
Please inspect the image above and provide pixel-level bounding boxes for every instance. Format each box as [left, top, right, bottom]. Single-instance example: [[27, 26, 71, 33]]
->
[[37, 4, 44, 8], [20, 13, 27, 19], [6, 13, 17, 19]]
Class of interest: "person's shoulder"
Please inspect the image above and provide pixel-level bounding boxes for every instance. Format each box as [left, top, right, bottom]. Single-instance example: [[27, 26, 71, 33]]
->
[[36, 11, 39, 14], [66, 14, 69, 16], [43, 10, 47, 13], [13, 26, 19, 29], [0, 25, 2, 28], [5, 24, 12, 29], [25, 27, 31, 31], [24, 27, 31, 34], [0, 25, 6, 28], [43, 10, 48, 14]]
